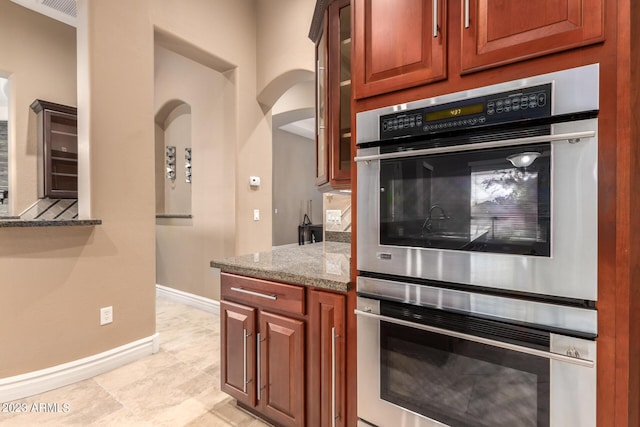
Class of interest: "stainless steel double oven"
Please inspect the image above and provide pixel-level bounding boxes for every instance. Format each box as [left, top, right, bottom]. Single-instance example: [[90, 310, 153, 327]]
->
[[355, 65, 599, 427]]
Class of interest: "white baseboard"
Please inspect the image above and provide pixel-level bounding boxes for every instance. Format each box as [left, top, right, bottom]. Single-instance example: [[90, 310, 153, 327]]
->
[[0, 333, 160, 403], [155, 284, 220, 315]]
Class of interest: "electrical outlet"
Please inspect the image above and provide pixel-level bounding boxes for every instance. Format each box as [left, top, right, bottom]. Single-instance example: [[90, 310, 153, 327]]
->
[[100, 306, 113, 325], [253, 209, 260, 221]]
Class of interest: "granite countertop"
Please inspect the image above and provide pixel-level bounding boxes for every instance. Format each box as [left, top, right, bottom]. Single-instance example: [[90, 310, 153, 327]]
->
[[210, 241, 352, 292], [0, 219, 102, 228]]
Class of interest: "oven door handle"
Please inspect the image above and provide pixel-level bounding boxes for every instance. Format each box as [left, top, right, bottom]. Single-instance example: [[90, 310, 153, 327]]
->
[[354, 309, 595, 368], [354, 130, 596, 162]]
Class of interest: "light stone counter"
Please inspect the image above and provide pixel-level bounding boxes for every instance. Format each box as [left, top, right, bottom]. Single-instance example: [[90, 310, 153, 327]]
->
[[210, 241, 351, 292]]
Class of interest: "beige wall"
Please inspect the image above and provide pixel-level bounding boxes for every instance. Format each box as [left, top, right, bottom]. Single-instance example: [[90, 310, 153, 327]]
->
[[0, 0, 157, 378], [154, 44, 236, 300], [272, 128, 322, 246], [1, 0, 316, 380], [0, 0, 76, 214], [256, 0, 316, 107], [153, 0, 274, 256]]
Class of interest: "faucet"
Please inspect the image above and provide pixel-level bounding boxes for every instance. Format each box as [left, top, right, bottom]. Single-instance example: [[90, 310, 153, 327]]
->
[[421, 204, 449, 236]]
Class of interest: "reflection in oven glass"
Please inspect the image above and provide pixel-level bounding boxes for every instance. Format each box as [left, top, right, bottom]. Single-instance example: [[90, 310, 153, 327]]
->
[[380, 322, 550, 427], [379, 143, 551, 256], [471, 167, 539, 243]]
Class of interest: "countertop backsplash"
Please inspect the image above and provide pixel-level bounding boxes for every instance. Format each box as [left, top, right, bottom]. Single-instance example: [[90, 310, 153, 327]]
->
[[323, 191, 351, 243]]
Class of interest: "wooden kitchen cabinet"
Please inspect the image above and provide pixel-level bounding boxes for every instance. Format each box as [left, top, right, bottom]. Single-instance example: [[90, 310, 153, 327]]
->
[[460, 0, 605, 73], [220, 273, 305, 427], [312, 0, 352, 190], [30, 99, 78, 199], [308, 290, 346, 427], [259, 311, 305, 426], [221, 300, 257, 407], [220, 272, 351, 427], [353, 0, 447, 99]]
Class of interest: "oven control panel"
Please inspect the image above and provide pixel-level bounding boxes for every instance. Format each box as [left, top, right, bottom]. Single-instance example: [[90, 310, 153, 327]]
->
[[379, 83, 552, 140]]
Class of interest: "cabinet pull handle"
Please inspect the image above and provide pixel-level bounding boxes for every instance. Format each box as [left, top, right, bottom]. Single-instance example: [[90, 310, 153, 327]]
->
[[432, 0, 439, 38], [257, 332, 262, 401], [230, 287, 277, 301], [243, 328, 248, 394], [464, 0, 470, 29], [332, 327, 339, 426]]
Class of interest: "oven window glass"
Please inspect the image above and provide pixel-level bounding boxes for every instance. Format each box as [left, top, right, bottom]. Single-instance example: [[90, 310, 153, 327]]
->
[[379, 143, 551, 256], [380, 321, 550, 427]]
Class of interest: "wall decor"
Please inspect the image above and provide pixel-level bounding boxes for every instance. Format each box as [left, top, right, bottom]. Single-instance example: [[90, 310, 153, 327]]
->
[[166, 145, 176, 180], [185, 147, 192, 183]]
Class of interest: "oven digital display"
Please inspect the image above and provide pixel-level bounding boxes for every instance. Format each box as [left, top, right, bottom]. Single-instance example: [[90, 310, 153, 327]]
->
[[425, 103, 484, 122]]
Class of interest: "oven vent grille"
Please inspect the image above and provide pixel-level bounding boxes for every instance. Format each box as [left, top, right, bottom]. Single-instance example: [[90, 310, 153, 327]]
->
[[383, 302, 551, 351]]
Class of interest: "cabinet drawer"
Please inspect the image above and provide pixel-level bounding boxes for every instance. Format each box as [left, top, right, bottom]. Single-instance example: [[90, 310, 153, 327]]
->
[[221, 273, 305, 316]]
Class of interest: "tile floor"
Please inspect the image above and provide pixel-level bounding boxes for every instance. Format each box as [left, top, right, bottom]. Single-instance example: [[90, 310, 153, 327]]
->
[[0, 294, 271, 426]]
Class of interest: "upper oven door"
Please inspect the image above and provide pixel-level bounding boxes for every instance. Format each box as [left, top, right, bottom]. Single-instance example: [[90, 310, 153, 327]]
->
[[356, 118, 598, 301], [377, 138, 552, 257]]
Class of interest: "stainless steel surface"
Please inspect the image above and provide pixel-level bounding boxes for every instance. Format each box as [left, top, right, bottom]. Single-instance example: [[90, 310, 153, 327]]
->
[[354, 130, 595, 162], [331, 326, 337, 427], [356, 295, 596, 427], [256, 332, 261, 401], [550, 334, 597, 426], [464, 0, 470, 29], [230, 287, 277, 301], [357, 276, 597, 335], [357, 118, 598, 301], [243, 329, 248, 394], [356, 64, 599, 145], [354, 309, 594, 367], [432, 0, 438, 38], [355, 297, 453, 427]]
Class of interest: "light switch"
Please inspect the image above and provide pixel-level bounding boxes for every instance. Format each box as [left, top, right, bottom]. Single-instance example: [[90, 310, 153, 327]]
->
[[327, 209, 342, 225], [253, 209, 260, 221]]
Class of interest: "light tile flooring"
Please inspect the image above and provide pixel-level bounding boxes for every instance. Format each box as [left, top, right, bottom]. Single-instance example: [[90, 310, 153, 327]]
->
[[1, 295, 271, 426]]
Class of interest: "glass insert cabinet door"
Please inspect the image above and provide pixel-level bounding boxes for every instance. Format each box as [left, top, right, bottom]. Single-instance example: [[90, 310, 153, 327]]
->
[[315, 0, 351, 189], [316, 19, 328, 185]]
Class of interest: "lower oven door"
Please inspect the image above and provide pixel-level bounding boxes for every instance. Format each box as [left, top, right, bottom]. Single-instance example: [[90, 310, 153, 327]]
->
[[356, 296, 596, 427]]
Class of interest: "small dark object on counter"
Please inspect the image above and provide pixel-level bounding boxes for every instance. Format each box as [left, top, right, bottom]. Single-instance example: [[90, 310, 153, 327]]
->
[[298, 214, 323, 245]]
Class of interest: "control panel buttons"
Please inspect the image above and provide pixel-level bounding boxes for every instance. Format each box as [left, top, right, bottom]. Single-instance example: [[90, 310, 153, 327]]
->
[[380, 85, 550, 137], [537, 93, 547, 106]]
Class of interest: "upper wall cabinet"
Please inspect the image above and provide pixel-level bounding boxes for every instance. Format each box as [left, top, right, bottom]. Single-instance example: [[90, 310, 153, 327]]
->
[[311, 0, 352, 190], [30, 100, 78, 199], [353, 0, 447, 99], [461, 0, 604, 73]]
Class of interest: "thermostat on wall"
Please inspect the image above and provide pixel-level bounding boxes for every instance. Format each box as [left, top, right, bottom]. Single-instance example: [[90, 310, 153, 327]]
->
[[249, 176, 261, 187]]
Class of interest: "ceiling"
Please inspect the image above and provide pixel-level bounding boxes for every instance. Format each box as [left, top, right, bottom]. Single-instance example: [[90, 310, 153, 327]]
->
[[279, 118, 314, 141]]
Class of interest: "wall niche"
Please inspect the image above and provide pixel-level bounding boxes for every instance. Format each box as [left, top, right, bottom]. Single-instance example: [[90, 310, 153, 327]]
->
[[155, 101, 192, 217]]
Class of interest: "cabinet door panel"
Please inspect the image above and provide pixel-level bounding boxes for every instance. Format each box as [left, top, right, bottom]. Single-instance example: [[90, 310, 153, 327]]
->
[[461, 0, 604, 73], [354, 0, 447, 98], [220, 301, 256, 407], [260, 311, 305, 427], [308, 290, 346, 427]]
